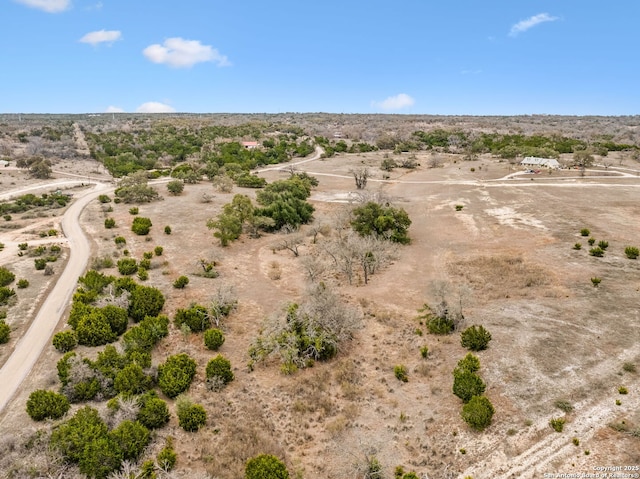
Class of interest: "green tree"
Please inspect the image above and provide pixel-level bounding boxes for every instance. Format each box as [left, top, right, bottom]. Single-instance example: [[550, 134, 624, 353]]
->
[[461, 395, 495, 431], [78, 436, 124, 479], [245, 454, 290, 479], [157, 437, 177, 470], [132, 217, 153, 235], [351, 202, 411, 244], [460, 325, 492, 351], [157, 353, 197, 398], [26, 389, 70, 421], [115, 171, 160, 203], [207, 208, 243, 246], [167, 179, 185, 195]]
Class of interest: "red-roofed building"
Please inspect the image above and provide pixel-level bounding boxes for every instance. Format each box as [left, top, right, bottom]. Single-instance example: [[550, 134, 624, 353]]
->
[[242, 141, 259, 149]]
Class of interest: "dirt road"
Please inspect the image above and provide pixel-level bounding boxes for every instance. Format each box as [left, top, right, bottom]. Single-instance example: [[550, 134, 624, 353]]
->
[[0, 181, 109, 413]]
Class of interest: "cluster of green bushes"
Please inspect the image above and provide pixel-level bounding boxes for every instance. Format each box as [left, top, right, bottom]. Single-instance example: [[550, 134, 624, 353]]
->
[[408, 129, 636, 158], [314, 136, 377, 157], [351, 201, 412, 244], [0, 192, 70, 215], [85, 121, 318, 177], [60, 271, 165, 347], [453, 353, 494, 431], [208, 176, 316, 246]]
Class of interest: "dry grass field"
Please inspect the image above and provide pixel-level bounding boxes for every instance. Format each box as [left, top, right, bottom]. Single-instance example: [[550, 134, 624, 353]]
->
[[0, 117, 638, 479]]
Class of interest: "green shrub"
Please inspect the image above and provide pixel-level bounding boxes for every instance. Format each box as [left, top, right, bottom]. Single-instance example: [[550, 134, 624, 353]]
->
[[128, 285, 165, 322], [143, 251, 153, 260], [137, 391, 170, 429], [157, 438, 177, 470], [460, 325, 492, 351], [0, 287, 16, 306], [351, 201, 411, 244], [164, 225, 171, 234], [597, 240, 609, 250], [109, 420, 150, 461], [618, 386, 628, 394], [580, 228, 590, 236], [35, 258, 47, 270], [173, 275, 189, 289], [550, 417, 565, 432], [104, 218, 116, 229], [114, 363, 153, 395], [3, 215, 11, 221], [455, 204, 464, 211], [18, 242, 28, 250], [245, 454, 290, 479], [139, 258, 151, 270], [625, 246, 639, 259], [573, 243, 582, 250], [174, 304, 209, 332], [420, 345, 429, 358], [204, 328, 225, 350], [52, 330, 78, 352], [158, 353, 197, 398], [206, 355, 234, 386], [50, 406, 123, 478], [461, 396, 495, 431], [98, 194, 111, 203], [453, 369, 486, 403], [591, 277, 601, 287], [0, 320, 10, 344], [427, 316, 455, 335], [114, 236, 126, 246], [589, 247, 604, 257], [132, 217, 152, 235], [167, 179, 185, 195], [554, 400, 574, 413], [0, 267, 15, 286], [456, 353, 481, 374], [176, 397, 207, 432], [588, 237, 596, 246], [117, 258, 138, 275], [137, 268, 148, 281], [26, 389, 70, 421], [75, 310, 118, 346], [17, 278, 29, 289], [394, 364, 408, 382], [154, 246, 163, 256], [129, 207, 139, 215]]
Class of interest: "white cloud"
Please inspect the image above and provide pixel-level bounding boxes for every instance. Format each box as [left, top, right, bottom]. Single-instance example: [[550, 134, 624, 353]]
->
[[14, 0, 70, 13], [105, 106, 124, 113], [372, 93, 415, 111], [79, 30, 122, 46], [509, 13, 559, 37], [143, 37, 230, 68], [136, 102, 176, 113]]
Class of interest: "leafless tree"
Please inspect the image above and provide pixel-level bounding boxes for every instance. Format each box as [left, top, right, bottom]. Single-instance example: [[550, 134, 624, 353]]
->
[[352, 167, 369, 189], [300, 254, 327, 283]]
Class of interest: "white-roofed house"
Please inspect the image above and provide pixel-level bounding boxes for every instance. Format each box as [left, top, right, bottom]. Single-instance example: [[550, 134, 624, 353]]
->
[[520, 157, 560, 170]]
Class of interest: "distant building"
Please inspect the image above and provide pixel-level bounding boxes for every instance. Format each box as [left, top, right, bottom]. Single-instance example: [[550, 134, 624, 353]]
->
[[520, 157, 560, 169], [242, 141, 259, 149]]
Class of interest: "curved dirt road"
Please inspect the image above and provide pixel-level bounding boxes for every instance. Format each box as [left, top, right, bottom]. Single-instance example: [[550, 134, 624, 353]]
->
[[0, 182, 109, 413]]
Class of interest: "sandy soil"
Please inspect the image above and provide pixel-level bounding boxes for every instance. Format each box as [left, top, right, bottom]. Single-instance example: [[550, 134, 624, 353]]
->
[[0, 150, 639, 478]]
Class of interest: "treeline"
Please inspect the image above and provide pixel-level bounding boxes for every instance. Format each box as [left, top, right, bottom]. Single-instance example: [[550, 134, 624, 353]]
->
[[84, 122, 316, 177], [376, 129, 638, 158]]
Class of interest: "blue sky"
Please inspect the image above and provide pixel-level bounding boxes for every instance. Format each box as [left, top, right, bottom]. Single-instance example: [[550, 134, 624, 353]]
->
[[2, 0, 639, 115]]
